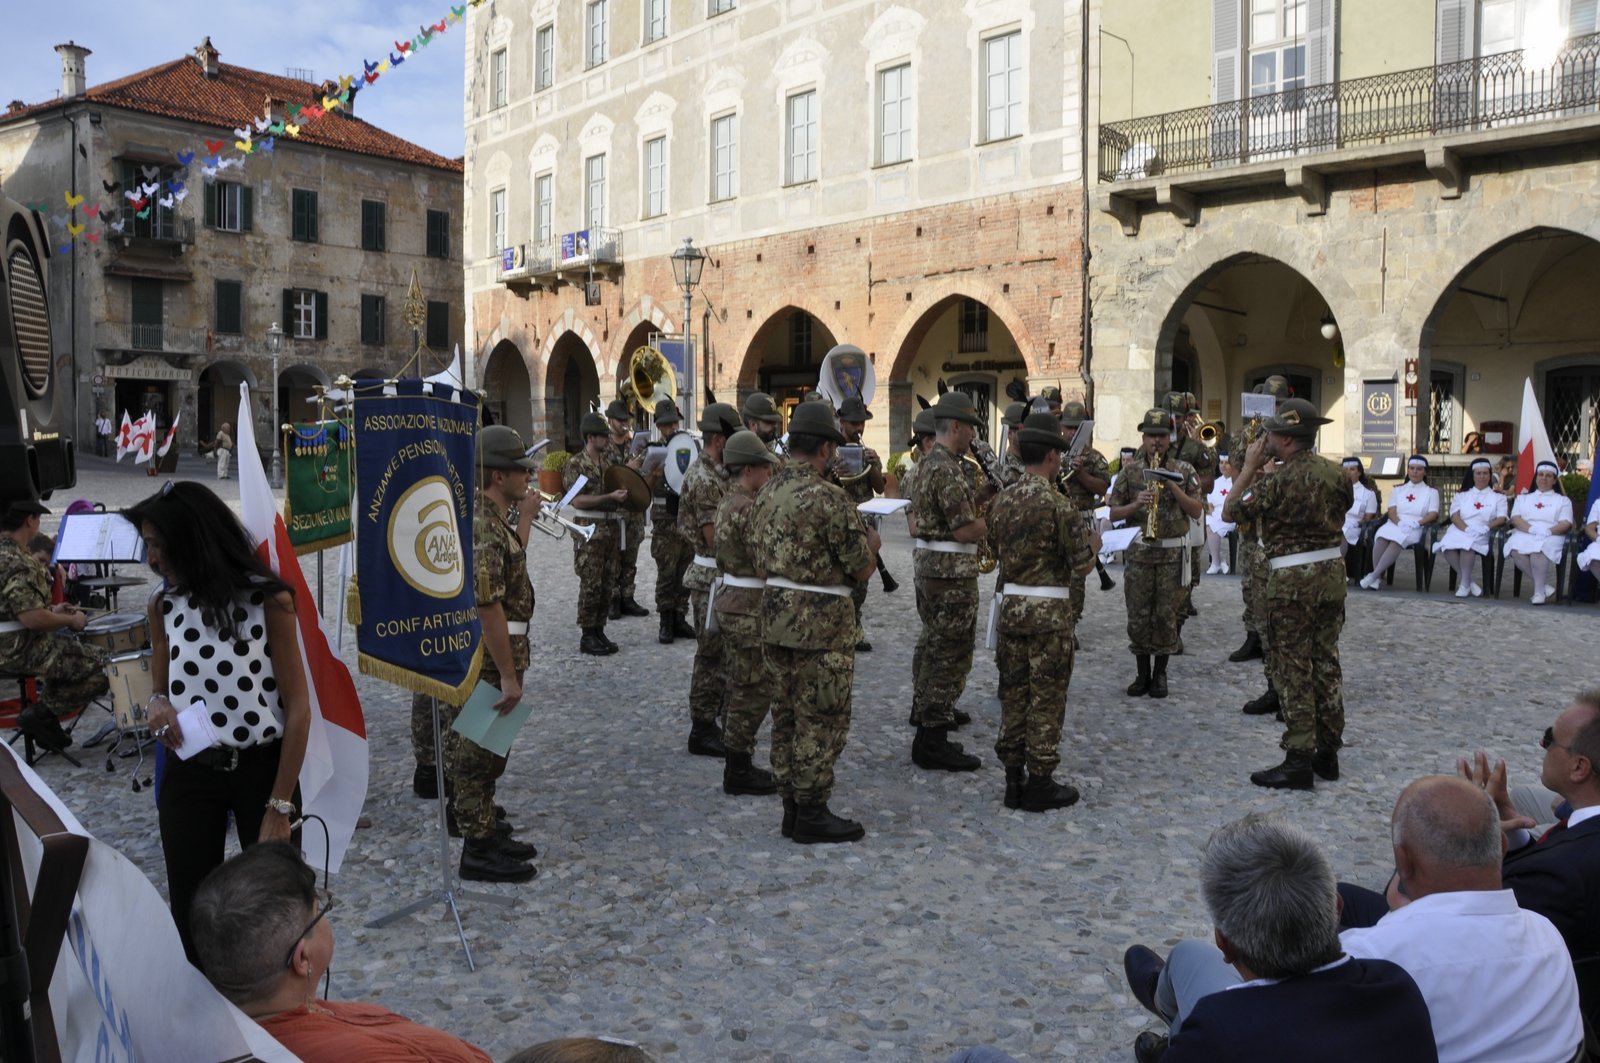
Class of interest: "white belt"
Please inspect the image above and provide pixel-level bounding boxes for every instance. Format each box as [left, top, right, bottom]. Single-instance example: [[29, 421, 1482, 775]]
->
[[566, 508, 625, 522], [692, 554, 718, 568], [719, 574, 766, 589], [1000, 584, 1071, 600], [1268, 547, 1343, 570], [0, 620, 25, 634], [914, 539, 978, 555], [504, 621, 529, 636], [766, 576, 851, 597], [1144, 536, 1189, 549]]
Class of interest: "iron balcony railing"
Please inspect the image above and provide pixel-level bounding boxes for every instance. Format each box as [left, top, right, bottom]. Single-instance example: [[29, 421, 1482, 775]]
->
[[99, 321, 210, 355], [1099, 32, 1600, 182], [502, 227, 623, 282]]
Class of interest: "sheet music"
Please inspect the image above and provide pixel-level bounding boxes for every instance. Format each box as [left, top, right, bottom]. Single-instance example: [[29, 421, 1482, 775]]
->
[[53, 513, 147, 564]]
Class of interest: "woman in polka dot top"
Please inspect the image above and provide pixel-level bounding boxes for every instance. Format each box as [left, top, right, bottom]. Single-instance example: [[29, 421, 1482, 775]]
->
[[122, 481, 311, 962]]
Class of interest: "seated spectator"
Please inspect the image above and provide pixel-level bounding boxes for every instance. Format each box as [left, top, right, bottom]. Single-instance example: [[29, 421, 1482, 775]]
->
[[1360, 456, 1439, 589], [190, 842, 492, 1063], [1203, 458, 1234, 574], [1495, 456, 1518, 496], [1120, 813, 1437, 1063], [1340, 457, 1379, 562], [1503, 460, 1574, 604], [1575, 494, 1599, 584], [507, 1039, 655, 1063], [1432, 457, 1507, 598]]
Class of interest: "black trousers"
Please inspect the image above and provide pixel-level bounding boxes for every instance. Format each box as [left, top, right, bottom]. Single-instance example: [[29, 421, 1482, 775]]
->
[[157, 741, 300, 963]]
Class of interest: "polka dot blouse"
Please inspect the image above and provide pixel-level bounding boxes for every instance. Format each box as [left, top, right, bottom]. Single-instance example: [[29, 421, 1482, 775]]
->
[[162, 588, 283, 749]]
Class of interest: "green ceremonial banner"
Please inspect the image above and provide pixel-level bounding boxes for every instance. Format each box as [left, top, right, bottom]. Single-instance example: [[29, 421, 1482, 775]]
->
[[284, 420, 354, 555]]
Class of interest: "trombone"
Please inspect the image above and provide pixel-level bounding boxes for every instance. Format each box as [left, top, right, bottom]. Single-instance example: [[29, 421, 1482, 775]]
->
[[529, 492, 596, 541]]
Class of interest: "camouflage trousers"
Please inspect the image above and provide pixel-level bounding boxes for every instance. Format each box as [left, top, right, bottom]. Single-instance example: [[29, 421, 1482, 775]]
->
[[447, 665, 519, 841], [995, 627, 1076, 776], [688, 588, 725, 726], [1070, 512, 1097, 626], [7, 633, 109, 717], [718, 612, 770, 754], [410, 690, 443, 768], [1238, 538, 1263, 635], [617, 512, 646, 601], [1244, 538, 1279, 685], [650, 518, 691, 614], [850, 582, 868, 640], [1264, 560, 1346, 754], [1175, 543, 1203, 629], [912, 575, 977, 728], [1123, 546, 1184, 656], [572, 525, 619, 627], [764, 644, 855, 805]]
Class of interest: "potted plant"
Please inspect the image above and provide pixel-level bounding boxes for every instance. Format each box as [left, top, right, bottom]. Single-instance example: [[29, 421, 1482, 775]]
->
[[539, 450, 571, 496], [886, 451, 909, 498]]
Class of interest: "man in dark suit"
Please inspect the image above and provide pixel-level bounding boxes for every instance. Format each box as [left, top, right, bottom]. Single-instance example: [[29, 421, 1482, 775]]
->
[[1121, 813, 1437, 1062]]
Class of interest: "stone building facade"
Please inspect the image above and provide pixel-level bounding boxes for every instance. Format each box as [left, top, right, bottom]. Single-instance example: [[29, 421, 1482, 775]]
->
[[0, 39, 464, 456]]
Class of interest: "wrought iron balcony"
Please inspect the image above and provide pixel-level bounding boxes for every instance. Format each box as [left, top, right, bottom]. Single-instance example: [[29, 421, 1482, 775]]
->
[[97, 321, 211, 358], [1099, 32, 1600, 183], [501, 228, 623, 287]]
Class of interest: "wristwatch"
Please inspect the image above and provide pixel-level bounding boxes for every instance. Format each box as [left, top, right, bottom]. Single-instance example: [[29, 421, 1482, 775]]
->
[[265, 797, 296, 816]]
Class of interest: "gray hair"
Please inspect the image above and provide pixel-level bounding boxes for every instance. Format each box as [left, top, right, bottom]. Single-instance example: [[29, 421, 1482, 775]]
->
[[1391, 777, 1501, 870], [934, 416, 958, 435], [1198, 812, 1340, 980], [189, 841, 317, 1006]]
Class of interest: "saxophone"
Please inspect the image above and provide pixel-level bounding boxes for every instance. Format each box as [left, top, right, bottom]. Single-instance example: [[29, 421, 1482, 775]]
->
[[1141, 455, 1165, 543], [963, 454, 1000, 574]]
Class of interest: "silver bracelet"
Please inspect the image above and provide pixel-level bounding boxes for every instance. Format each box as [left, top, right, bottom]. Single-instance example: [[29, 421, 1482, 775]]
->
[[146, 693, 169, 708]]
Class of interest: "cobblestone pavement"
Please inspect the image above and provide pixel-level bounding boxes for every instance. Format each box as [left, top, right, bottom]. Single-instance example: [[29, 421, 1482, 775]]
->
[[25, 454, 1597, 1061]]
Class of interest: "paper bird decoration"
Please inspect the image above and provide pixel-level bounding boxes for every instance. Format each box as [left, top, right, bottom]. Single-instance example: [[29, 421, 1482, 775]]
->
[[285, 123, 302, 137], [173, 188, 188, 203], [65, 191, 84, 208], [390, 51, 406, 66], [58, 243, 72, 255], [49, 214, 67, 229], [136, 206, 151, 220], [177, 150, 195, 167], [235, 138, 254, 154], [365, 68, 381, 84], [102, 179, 121, 194], [205, 139, 225, 155], [432, 18, 448, 32], [339, 73, 354, 91], [84, 203, 100, 217], [158, 195, 174, 209], [218, 157, 242, 171], [202, 162, 219, 181], [232, 126, 251, 140], [123, 189, 142, 202], [395, 39, 411, 53], [254, 115, 270, 133], [140, 165, 160, 181], [141, 182, 160, 197], [86, 231, 100, 243], [108, 220, 125, 234], [68, 221, 85, 235], [129, 196, 148, 210], [260, 136, 275, 153], [287, 102, 303, 118]]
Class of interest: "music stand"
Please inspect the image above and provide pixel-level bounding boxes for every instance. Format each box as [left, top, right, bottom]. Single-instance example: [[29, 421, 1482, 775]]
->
[[52, 513, 148, 613]]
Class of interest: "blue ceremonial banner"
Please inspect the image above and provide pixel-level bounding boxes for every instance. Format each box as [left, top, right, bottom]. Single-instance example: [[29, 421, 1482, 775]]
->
[[350, 379, 483, 703]]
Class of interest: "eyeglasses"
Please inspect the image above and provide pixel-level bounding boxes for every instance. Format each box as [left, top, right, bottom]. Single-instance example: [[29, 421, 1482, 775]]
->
[[1543, 727, 1569, 752], [161, 479, 176, 497], [284, 887, 336, 969]]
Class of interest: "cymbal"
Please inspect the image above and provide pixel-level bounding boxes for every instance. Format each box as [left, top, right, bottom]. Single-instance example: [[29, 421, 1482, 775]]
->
[[604, 464, 653, 513]]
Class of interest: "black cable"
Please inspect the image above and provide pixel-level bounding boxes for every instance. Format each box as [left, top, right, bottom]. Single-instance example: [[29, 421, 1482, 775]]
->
[[291, 812, 333, 1000]]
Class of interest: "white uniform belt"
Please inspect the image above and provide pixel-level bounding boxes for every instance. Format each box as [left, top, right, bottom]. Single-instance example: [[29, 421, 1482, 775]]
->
[[504, 621, 529, 636], [719, 574, 766, 590], [1268, 547, 1343, 570], [566, 508, 625, 522], [914, 538, 978, 555], [692, 554, 718, 568], [766, 576, 851, 597], [1146, 536, 1189, 549], [0, 620, 25, 634], [1000, 584, 1071, 600]]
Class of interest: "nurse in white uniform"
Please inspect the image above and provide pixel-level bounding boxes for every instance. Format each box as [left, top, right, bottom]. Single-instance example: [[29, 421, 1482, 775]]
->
[[1577, 495, 1600, 582], [1505, 460, 1575, 604], [1204, 457, 1236, 574], [1341, 457, 1379, 561], [1434, 456, 1508, 598], [1360, 455, 1441, 589]]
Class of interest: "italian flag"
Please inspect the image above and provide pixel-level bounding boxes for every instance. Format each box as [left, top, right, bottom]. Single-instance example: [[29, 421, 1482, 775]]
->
[[1515, 377, 1557, 494], [235, 383, 368, 872]]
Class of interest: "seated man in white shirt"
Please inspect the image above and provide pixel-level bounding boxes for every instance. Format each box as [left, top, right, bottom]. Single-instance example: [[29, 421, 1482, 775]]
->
[[1140, 775, 1582, 1063]]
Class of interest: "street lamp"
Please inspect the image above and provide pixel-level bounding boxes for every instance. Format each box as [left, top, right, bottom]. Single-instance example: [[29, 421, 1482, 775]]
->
[[669, 237, 705, 429], [265, 321, 284, 488]]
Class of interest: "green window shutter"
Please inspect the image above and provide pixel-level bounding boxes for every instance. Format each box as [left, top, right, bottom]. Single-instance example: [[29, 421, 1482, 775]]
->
[[204, 183, 216, 227], [241, 186, 254, 232], [315, 291, 328, 340], [282, 289, 294, 334], [308, 192, 318, 242]]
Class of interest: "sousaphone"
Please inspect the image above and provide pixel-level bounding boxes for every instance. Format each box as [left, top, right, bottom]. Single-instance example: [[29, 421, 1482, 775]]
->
[[816, 343, 876, 410], [627, 345, 678, 415], [664, 433, 700, 494]]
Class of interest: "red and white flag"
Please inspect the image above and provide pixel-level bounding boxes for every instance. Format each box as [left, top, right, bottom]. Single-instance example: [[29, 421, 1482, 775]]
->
[[115, 411, 134, 461], [157, 411, 181, 457], [235, 383, 368, 871], [130, 412, 157, 465], [1516, 378, 1557, 494]]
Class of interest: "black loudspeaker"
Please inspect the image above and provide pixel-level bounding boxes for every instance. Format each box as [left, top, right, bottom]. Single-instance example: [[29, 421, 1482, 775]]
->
[[0, 192, 75, 501]]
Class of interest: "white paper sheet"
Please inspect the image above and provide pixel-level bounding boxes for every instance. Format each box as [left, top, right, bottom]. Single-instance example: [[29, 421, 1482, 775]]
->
[[1100, 526, 1142, 554], [858, 497, 912, 516], [172, 700, 221, 760]]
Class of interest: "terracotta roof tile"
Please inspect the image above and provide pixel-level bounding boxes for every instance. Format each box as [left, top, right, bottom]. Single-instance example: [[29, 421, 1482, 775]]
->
[[5, 54, 461, 174]]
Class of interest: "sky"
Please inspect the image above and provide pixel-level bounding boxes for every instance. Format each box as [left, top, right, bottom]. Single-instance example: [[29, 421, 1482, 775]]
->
[[6, 0, 467, 158]]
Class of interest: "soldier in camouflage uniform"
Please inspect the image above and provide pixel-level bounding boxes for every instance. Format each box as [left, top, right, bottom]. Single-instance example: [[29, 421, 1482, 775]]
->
[[1106, 409, 1202, 699], [566, 413, 629, 655], [1057, 401, 1113, 629], [830, 395, 889, 652], [0, 499, 106, 752], [1224, 398, 1352, 790], [743, 392, 784, 455], [603, 399, 651, 621], [908, 391, 990, 772], [714, 431, 782, 798], [650, 399, 697, 644], [987, 413, 1098, 812], [750, 401, 879, 843], [680, 402, 742, 757], [451, 426, 540, 882], [994, 403, 1028, 488], [899, 407, 937, 540], [1228, 375, 1290, 717], [1165, 392, 1218, 649]]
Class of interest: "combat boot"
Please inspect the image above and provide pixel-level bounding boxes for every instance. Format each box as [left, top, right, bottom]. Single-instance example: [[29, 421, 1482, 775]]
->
[[446, 805, 513, 839], [791, 802, 866, 844], [1312, 750, 1340, 781], [580, 628, 613, 656], [608, 597, 623, 620], [1004, 766, 1025, 810], [1250, 751, 1315, 790], [497, 835, 538, 860], [658, 613, 676, 644], [671, 610, 696, 639], [619, 597, 649, 617], [412, 763, 438, 799], [597, 626, 620, 652], [1242, 682, 1280, 715], [912, 726, 981, 772], [687, 720, 727, 758], [1126, 655, 1152, 697], [1148, 656, 1170, 699], [1228, 631, 1264, 662], [781, 797, 797, 838], [18, 707, 70, 752], [953, 709, 972, 727], [723, 751, 778, 795], [459, 838, 537, 883], [1020, 772, 1081, 812]]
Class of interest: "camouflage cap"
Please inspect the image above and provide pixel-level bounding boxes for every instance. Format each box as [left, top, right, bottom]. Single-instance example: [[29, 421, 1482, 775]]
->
[[697, 402, 742, 437], [1001, 402, 1028, 428], [1039, 386, 1064, 406], [580, 412, 610, 437], [1059, 400, 1089, 427], [1253, 375, 1291, 400], [742, 392, 783, 424], [802, 389, 826, 404], [1017, 412, 1070, 451], [788, 399, 846, 444], [1137, 408, 1176, 435], [653, 398, 682, 425], [928, 391, 984, 427], [1263, 397, 1332, 438], [478, 425, 540, 470], [605, 399, 634, 422], [723, 429, 780, 468], [837, 396, 873, 422]]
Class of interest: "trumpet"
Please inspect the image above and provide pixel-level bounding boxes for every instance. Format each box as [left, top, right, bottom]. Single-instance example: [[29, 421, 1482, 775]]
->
[[1198, 420, 1226, 446], [528, 492, 596, 541]]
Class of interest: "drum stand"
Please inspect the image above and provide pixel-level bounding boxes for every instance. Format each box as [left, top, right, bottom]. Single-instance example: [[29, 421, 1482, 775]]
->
[[363, 697, 514, 970]]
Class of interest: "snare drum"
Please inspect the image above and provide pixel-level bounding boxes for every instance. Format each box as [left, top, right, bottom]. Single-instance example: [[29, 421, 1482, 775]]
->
[[81, 612, 150, 655], [106, 652, 154, 732]]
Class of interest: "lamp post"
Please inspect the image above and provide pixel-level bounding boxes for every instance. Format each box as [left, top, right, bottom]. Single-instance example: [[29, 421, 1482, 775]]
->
[[669, 237, 705, 430], [265, 321, 284, 488]]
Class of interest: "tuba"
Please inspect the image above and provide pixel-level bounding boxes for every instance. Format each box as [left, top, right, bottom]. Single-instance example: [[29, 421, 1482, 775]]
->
[[626, 346, 677, 414]]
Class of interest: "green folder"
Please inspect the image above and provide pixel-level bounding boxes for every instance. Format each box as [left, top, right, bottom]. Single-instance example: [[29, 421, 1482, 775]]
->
[[448, 680, 531, 757]]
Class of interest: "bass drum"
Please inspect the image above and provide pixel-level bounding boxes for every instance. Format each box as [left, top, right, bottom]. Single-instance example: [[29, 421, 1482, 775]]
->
[[664, 433, 701, 495]]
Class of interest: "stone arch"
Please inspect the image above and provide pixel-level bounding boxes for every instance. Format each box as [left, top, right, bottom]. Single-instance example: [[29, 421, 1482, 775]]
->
[[611, 296, 678, 377], [734, 297, 846, 390], [539, 309, 608, 387], [545, 330, 602, 453], [197, 359, 257, 441], [483, 339, 533, 437], [885, 278, 1039, 384]]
